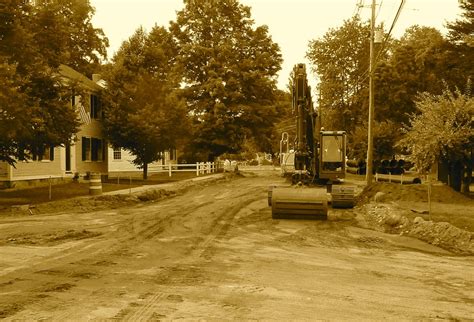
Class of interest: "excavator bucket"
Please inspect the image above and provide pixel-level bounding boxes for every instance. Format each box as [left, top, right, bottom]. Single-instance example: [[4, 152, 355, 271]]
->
[[271, 186, 328, 219]]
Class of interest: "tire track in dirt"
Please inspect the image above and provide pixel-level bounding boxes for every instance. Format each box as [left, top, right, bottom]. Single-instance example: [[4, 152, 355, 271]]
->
[[1, 177, 270, 320], [196, 192, 264, 259], [119, 292, 167, 321], [118, 186, 266, 321], [1, 187, 221, 279]]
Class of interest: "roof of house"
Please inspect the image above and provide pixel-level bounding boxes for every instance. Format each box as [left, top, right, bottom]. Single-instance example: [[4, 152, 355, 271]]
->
[[58, 64, 102, 91]]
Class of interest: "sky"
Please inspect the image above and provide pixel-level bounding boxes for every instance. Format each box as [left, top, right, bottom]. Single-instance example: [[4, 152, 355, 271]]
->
[[91, 0, 462, 90]]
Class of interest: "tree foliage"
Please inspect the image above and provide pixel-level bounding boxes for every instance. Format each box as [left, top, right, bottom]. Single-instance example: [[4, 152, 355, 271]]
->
[[170, 0, 282, 160], [32, 0, 109, 76], [398, 85, 474, 190], [447, 0, 474, 46], [375, 26, 449, 125], [0, 0, 108, 165], [306, 16, 371, 132], [445, 0, 474, 90], [350, 120, 401, 161], [103, 27, 188, 179], [303, 2, 474, 183]]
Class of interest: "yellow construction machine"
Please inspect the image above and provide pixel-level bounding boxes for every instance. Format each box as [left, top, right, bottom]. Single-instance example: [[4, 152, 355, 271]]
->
[[269, 63, 355, 219]]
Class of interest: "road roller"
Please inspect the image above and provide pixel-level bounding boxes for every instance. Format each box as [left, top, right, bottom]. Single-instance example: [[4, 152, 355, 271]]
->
[[270, 63, 355, 219]]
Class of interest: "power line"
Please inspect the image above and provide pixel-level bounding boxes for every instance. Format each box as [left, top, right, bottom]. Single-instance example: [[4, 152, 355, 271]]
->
[[374, 0, 405, 66], [354, 0, 405, 88], [316, 0, 404, 110], [375, 0, 384, 20], [353, 0, 365, 17]]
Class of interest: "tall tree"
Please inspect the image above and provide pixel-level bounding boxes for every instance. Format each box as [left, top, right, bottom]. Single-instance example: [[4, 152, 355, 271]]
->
[[32, 0, 109, 76], [447, 0, 474, 46], [170, 0, 282, 160], [306, 16, 372, 133], [103, 27, 188, 179], [445, 0, 474, 89], [375, 26, 449, 125], [0, 0, 81, 165]]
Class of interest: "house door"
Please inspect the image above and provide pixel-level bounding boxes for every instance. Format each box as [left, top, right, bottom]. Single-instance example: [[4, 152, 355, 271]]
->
[[65, 143, 71, 172]]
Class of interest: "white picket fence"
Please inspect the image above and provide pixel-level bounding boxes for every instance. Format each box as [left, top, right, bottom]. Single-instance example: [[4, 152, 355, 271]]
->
[[148, 162, 221, 177]]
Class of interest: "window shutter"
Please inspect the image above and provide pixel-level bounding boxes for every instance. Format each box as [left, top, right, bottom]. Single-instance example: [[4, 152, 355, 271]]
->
[[97, 139, 103, 161], [102, 140, 107, 161], [98, 96, 102, 119], [50, 146, 54, 161], [91, 138, 97, 161], [36, 146, 43, 161], [82, 137, 87, 161]]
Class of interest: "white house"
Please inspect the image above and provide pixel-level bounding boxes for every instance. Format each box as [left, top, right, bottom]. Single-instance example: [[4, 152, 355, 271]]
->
[[0, 65, 108, 188], [107, 148, 178, 177]]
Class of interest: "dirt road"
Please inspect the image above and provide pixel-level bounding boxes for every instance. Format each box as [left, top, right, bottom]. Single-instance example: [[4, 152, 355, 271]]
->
[[0, 171, 472, 320]]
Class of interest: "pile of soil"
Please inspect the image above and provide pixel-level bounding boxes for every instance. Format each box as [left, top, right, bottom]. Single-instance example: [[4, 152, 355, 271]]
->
[[356, 182, 474, 255], [0, 174, 233, 217], [1, 229, 101, 246], [357, 182, 472, 204]]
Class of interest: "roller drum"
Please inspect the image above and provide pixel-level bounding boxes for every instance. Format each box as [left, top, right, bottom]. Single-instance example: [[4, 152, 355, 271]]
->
[[271, 187, 328, 219], [331, 185, 355, 208]]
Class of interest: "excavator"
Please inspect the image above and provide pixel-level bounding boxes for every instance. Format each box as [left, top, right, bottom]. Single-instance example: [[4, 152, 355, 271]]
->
[[269, 63, 355, 219]]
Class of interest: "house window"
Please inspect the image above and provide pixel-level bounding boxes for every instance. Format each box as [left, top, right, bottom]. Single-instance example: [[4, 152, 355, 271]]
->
[[32, 146, 54, 161], [91, 138, 103, 161], [43, 146, 54, 161], [90, 94, 102, 119], [82, 137, 91, 161], [113, 148, 122, 160], [82, 137, 105, 161]]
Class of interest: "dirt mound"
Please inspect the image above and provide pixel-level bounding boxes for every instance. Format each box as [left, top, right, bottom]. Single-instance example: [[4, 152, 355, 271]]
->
[[1, 229, 101, 246], [0, 174, 232, 217], [359, 203, 474, 255], [358, 182, 472, 205], [408, 218, 473, 254]]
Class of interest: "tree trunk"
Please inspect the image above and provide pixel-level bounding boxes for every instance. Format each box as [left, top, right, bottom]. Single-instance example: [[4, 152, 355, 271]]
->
[[461, 149, 473, 194], [143, 162, 148, 180], [449, 160, 463, 192]]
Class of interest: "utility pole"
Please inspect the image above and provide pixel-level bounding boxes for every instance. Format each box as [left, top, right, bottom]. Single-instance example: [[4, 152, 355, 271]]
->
[[366, 0, 376, 184]]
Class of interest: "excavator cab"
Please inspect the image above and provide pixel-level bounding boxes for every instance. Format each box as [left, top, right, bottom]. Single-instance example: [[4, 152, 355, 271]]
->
[[319, 131, 346, 182]]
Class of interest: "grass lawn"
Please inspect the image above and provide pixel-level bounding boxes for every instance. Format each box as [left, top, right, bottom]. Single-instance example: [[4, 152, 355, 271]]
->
[[0, 172, 208, 208]]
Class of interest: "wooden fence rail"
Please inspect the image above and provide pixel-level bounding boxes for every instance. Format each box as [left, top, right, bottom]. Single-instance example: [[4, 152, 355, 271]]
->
[[148, 162, 221, 177]]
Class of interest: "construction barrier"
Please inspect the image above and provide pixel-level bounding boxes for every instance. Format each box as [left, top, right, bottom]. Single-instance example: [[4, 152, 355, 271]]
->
[[89, 173, 102, 195]]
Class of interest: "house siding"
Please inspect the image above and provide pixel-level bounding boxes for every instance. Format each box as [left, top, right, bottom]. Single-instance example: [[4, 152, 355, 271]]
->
[[0, 162, 9, 179], [74, 116, 108, 176], [8, 148, 63, 180], [108, 148, 178, 174]]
